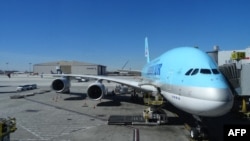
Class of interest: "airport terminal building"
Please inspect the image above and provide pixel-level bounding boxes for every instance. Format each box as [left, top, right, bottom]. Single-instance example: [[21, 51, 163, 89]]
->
[[33, 61, 106, 75]]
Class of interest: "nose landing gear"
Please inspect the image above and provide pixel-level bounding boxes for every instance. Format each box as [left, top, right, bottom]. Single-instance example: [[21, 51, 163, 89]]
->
[[190, 115, 208, 140]]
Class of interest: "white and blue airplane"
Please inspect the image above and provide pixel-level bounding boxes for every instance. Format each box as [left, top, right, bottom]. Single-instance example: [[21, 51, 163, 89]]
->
[[50, 37, 234, 139]]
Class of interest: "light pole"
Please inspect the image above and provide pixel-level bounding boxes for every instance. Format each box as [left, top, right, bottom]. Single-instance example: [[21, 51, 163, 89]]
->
[[29, 63, 32, 75], [6, 62, 8, 74]]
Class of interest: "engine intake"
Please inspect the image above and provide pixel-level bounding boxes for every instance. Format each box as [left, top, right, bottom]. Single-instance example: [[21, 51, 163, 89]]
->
[[87, 83, 105, 100], [51, 78, 70, 93]]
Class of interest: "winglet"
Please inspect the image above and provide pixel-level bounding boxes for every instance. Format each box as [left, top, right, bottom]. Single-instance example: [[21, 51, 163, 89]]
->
[[145, 37, 150, 63]]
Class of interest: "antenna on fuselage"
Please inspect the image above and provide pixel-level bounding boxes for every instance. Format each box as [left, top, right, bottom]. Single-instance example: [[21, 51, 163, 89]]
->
[[145, 37, 150, 63]]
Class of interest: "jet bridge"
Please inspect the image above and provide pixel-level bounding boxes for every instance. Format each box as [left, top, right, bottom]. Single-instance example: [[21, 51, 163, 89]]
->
[[219, 61, 250, 119]]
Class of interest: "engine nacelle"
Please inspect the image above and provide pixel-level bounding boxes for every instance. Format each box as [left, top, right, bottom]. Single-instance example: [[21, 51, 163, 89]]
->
[[51, 78, 71, 93], [87, 83, 105, 100]]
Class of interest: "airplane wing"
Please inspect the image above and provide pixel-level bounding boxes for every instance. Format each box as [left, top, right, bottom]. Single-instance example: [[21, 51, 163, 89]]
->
[[50, 74, 157, 100]]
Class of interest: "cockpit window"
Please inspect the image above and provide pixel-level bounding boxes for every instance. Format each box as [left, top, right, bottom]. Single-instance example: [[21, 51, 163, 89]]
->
[[212, 69, 220, 74], [185, 69, 193, 75], [200, 69, 211, 74], [191, 68, 199, 75]]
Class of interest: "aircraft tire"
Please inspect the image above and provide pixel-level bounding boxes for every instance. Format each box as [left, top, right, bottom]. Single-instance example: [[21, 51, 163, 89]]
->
[[190, 128, 199, 139]]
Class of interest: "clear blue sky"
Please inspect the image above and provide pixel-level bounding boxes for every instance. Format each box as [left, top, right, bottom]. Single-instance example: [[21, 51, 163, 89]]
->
[[1, 0, 250, 71]]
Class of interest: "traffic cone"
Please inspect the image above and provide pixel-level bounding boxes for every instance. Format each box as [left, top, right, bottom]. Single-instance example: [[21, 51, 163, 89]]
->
[[82, 99, 88, 107]]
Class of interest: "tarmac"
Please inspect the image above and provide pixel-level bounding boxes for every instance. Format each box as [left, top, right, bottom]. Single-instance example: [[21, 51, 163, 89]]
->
[[0, 74, 249, 141]]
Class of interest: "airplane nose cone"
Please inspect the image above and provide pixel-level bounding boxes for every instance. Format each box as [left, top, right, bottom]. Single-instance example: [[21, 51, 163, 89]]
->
[[210, 88, 234, 116], [219, 94, 234, 115], [224, 88, 234, 109]]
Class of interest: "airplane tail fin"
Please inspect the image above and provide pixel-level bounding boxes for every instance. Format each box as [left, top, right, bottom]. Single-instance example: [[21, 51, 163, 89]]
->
[[145, 37, 150, 63]]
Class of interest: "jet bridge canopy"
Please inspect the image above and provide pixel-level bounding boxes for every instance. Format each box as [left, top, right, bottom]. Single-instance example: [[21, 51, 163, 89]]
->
[[219, 63, 250, 96]]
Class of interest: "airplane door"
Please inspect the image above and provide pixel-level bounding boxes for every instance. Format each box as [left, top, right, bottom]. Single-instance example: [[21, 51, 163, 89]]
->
[[166, 71, 173, 90]]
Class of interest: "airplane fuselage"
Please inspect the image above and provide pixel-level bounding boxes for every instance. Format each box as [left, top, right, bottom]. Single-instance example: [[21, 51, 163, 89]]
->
[[141, 47, 234, 117]]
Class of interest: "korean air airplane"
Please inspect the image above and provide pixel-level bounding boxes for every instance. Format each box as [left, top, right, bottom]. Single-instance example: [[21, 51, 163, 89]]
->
[[50, 37, 234, 139]]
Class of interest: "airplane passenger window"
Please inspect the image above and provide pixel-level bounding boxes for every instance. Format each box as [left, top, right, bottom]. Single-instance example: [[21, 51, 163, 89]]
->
[[212, 69, 220, 74], [191, 68, 199, 75], [185, 69, 193, 75], [200, 69, 211, 74]]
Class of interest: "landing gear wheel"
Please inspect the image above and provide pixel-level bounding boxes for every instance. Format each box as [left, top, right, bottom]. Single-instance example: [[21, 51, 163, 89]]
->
[[190, 128, 199, 139], [190, 115, 209, 140], [190, 126, 208, 140]]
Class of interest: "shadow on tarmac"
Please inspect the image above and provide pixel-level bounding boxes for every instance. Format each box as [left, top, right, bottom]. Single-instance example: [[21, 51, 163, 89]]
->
[[166, 117, 186, 126], [64, 92, 87, 101], [97, 101, 121, 106], [0, 85, 16, 94], [104, 94, 144, 105], [0, 85, 11, 87], [0, 91, 17, 94]]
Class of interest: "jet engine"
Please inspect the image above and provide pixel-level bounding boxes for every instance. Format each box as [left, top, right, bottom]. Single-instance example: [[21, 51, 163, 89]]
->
[[87, 82, 105, 100], [51, 78, 71, 93]]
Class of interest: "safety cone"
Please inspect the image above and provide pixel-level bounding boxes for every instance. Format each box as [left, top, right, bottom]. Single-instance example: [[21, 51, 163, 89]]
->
[[82, 100, 88, 107]]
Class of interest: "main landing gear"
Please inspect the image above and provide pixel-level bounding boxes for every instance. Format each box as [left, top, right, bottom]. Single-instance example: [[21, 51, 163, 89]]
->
[[190, 115, 208, 140]]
